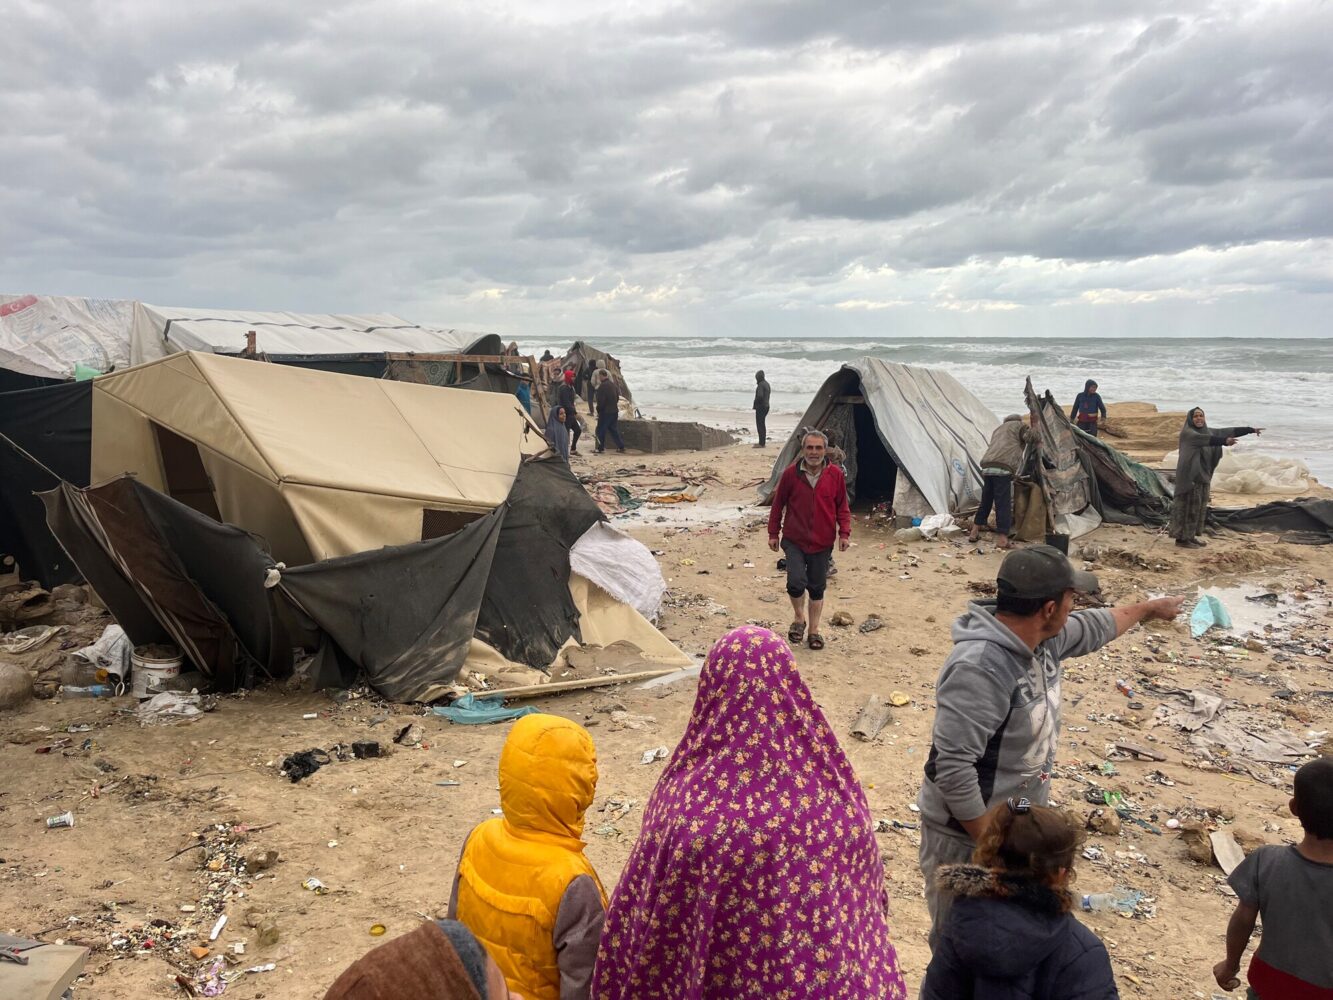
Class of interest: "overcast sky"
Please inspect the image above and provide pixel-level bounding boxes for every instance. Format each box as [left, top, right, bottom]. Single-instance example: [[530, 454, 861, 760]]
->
[[3, 0, 1330, 338]]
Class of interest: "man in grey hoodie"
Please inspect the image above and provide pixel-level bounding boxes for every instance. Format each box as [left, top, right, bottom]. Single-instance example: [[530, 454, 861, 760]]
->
[[917, 545, 1184, 946]]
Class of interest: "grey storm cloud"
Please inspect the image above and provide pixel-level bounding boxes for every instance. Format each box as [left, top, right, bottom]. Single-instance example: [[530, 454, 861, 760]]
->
[[0, 0, 1329, 336]]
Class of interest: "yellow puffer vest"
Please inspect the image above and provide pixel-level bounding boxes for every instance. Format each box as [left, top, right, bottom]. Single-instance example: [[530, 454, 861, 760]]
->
[[455, 714, 605, 1000]]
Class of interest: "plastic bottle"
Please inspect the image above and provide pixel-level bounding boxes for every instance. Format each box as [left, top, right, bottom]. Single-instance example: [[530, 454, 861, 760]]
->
[[62, 684, 112, 698], [1080, 890, 1142, 914], [1115, 679, 1135, 698]]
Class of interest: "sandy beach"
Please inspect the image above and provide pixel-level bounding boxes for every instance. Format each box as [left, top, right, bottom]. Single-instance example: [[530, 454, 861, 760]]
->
[[2, 427, 1332, 999]]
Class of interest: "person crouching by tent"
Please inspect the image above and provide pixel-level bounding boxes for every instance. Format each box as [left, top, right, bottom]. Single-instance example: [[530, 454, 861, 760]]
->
[[921, 798, 1119, 1000], [1169, 407, 1262, 549], [546, 404, 571, 462], [449, 714, 607, 1000], [556, 369, 583, 456], [767, 429, 850, 651], [324, 919, 517, 999], [968, 414, 1030, 550], [591, 626, 908, 1000], [1069, 379, 1107, 437]]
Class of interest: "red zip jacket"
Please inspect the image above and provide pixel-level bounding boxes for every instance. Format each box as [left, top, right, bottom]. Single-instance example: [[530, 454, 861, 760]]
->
[[767, 461, 851, 554]]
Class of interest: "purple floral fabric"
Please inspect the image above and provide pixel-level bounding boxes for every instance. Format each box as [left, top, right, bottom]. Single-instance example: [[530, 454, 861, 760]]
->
[[592, 625, 907, 999]]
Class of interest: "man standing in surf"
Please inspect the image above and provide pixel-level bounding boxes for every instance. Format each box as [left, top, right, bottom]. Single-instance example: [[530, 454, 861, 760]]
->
[[753, 369, 771, 447], [767, 429, 850, 651]]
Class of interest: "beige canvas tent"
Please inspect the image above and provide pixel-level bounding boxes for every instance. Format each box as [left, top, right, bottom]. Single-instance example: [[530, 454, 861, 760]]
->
[[91, 351, 547, 564]]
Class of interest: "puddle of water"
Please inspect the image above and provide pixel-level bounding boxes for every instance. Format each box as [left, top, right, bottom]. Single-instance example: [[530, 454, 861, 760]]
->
[[1195, 583, 1326, 638], [615, 501, 753, 526]]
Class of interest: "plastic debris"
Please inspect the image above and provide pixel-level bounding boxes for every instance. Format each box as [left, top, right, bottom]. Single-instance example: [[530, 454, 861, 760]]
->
[[432, 693, 539, 725], [137, 691, 208, 725], [45, 811, 75, 829], [1190, 594, 1233, 638], [639, 745, 670, 764], [302, 877, 330, 895]]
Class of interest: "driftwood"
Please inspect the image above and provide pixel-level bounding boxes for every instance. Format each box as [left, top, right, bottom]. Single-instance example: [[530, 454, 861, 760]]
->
[[485, 668, 682, 701], [851, 695, 892, 742]]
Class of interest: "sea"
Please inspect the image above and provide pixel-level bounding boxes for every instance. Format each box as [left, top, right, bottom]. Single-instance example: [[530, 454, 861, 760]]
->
[[521, 336, 1333, 483]]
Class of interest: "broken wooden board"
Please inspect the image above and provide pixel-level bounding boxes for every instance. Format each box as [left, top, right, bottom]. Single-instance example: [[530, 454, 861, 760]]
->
[[1113, 741, 1167, 762], [485, 668, 682, 701], [1210, 830, 1246, 875], [851, 694, 892, 741]]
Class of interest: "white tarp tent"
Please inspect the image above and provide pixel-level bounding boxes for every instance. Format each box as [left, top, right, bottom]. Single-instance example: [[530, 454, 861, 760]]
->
[[758, 358, 999, 516], [0, 294, 499, 378]]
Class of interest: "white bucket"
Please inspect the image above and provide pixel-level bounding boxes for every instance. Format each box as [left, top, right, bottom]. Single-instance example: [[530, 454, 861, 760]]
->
[[131, 645, 183, 699]]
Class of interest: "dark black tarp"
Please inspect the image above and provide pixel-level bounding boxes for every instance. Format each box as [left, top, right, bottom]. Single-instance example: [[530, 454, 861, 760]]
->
[[42, 478, 288, 690], [1210, 499, 1333, 544], [279, 502, 503, 703], [476, 454, 604, 667], [0, 381, 92, 587]]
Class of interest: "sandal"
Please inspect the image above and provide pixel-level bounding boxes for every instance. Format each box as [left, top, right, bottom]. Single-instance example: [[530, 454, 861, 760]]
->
[[807, 633, 825, 651], [788, 621, 807, 644]]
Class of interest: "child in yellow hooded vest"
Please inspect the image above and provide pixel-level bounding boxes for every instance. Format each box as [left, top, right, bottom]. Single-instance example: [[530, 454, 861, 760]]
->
[[449, 713, 606, 1000]]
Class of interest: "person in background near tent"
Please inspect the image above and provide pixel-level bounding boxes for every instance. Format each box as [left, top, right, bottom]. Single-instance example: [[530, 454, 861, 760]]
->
[[591, 626, 908, 1000], [557, 369, 583, 455], [969, 413, 1031, 550], [1169, 407, 1261, 549], [922, 798, 1119, 1000], [916, 545, 1183, 947], [515, 379, 532, 415], [540, 349, 554, 362], [753, 370, 771, 447], [323, 918, 517, 999], [1213, 756, 1333, 998], [594, 367, 625, 454], [449, 713, 606, 1000], [583, 358, 600, 415], [1069, 379, 1107, 436], [767, 429, 850, 651], [546, 404, 570, 462]]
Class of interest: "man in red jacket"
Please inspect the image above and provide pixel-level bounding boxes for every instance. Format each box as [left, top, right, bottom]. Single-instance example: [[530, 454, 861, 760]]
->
[[767, 429, 851, 651]]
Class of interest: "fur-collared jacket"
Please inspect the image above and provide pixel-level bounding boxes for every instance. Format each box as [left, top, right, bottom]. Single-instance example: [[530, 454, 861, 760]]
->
[[922, 865, 1120, 1000]]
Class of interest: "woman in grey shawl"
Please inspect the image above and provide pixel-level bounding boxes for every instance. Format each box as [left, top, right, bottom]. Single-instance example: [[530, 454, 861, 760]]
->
[[545, 403, 571, 462], [1169, 407, 1261, 548]]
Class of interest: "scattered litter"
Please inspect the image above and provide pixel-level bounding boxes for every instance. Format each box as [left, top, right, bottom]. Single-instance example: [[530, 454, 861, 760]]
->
[[851, 695, 893, 741], [137, 691, 211, 725], [196, 958, 227, 997], [0, 624, 65, 654], [874, 819, 918, 832], [393, 723, 425, 747], [1210, 830, 1246, 875], [452, 759, 468, 768], [610, 710, 657, 731], [280, 749, 331, 783], [888, 691, 911, 707], [208, 914, 227, 941], [1080, 889, 1144, 915], [302, 712, 318, 720], [351, 741, 382, 759], [858, 615, 885, 633], [1191, 594, 1233, 638], [435, 780, 462, 787], [45, 810, 75, 829], [639, 745, 670, 764], [638, 664, 702, 689], [433, 693, 538, 725], [302, 877, 329, 895], [369, 924, 386, 936]]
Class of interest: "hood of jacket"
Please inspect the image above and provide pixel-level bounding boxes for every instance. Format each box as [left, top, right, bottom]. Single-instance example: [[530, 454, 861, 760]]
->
[[498, 714, 597, 842], [937, 864, 1072, 978], [950, 601, 1035, 661]]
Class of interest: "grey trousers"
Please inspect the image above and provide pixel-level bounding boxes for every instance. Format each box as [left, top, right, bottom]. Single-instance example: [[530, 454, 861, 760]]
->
[[919, 824, 976, 950]]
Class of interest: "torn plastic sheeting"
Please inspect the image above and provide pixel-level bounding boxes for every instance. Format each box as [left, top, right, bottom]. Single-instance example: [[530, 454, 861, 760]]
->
[[1191, 594, 1232, 638], [570, 521, 668, 621], [432, 693, 538, 725], [137, 691, 205, 725], [72, 623, 130, 674], [0, 624, 65, 654]]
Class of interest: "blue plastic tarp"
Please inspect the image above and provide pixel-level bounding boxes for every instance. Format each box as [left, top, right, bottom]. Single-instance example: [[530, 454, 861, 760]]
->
[[432, 693, 538, 725]]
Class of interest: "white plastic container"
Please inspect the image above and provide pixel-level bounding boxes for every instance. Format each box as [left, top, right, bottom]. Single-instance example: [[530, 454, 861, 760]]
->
[[131, 645, 183, 699]]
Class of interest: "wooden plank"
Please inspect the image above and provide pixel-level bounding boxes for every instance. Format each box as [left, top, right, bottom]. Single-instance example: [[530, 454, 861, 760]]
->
[[485, 667, 682, 700], [1113, 741, 1167, 762], [850, 694, 893, 741]]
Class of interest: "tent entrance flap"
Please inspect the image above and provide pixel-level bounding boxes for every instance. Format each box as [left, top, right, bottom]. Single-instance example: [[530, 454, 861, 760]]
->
[[851, 399, 897, 508], [153, 422, 222, 522]]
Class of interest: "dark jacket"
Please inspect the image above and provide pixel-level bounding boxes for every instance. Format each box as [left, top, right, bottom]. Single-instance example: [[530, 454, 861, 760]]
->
[[1175, 408, 1256, 492], [753, 371, 771, 411], [1070, 392, 1106, 424], [595, 377, 620, 416], [923, 865, 1119, 1000], [556, 383, 578, 422], [766, 461, 851, 553], [979, 415, 1030, 474]]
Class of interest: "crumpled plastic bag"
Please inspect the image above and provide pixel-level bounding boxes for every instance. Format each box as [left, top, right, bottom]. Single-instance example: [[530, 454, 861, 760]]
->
[[1190, 594, 1232, 638], [432, 693, 538, 725], [0, 625, 64, 654], [137, 691, 205, 725]]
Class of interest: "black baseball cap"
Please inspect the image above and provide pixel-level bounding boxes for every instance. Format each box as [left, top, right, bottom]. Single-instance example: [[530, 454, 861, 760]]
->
[[996, 545, 1100, 599]]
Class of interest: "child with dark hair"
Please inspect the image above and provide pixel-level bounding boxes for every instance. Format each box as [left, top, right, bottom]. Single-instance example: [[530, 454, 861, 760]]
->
[[1214, 756, 1333, 998], [922, 797, 1119, 1000]]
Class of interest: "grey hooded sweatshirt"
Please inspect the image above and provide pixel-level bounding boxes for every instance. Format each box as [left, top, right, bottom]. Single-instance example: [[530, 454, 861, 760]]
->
[[918, 602, 1116, 841]]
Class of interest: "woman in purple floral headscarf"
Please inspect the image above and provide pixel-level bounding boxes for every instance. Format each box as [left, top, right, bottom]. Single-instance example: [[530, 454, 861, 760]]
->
[[592, 625, 908, 999]]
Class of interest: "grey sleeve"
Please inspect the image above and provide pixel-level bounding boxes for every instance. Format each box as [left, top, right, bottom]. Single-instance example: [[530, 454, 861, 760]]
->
[[929, 657, 1016, 822], [1226, 848, 1261, 906], [1052, 609, 1116, 661], [553, 874, 605, 1000]]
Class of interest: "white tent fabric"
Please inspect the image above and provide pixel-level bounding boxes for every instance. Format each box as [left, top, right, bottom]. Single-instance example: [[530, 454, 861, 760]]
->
[[570, 521, 669, 621], [129, 303, 495, 364], [0, 295, 135, 378], [759, 358, 999, 515]]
